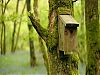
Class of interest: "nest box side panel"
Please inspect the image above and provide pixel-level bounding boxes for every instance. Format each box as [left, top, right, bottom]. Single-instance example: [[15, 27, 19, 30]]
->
[[70, 29, 77, 51], [64, 29, 71, 54], [58, 17, 65, 51]]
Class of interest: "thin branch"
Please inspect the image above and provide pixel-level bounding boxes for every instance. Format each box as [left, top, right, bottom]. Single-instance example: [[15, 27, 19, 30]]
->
[[1, 0, 3, 14], [28, 13, 48, 41], [11, 0, 20, 52], [3, 0, 10, 14]]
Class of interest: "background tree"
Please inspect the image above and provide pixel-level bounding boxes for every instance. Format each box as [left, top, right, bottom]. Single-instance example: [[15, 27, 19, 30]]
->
[[14, 1, 26, 51], [26, 0, 36, 67], [1, 0, 10, 55], [85, 0, 100, 74], [11, 0, 20, 53], [33, 0, 48, 71], [29, 0, 79, 75]]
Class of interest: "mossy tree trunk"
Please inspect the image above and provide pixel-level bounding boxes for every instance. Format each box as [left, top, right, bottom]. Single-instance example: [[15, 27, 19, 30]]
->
[[29, 0, 79, 75], [85, 0, 100, 75], [26, 0, 36, 67]]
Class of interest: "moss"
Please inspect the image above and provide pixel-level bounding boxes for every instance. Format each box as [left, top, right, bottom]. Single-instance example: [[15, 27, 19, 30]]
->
[[69, 70, 79, 75], [68, 53, 79, 75], [55, 0, 71, 7], [47, 33, 58, 52], [47, 20, 58, 52], [49, 0, 71, 10], [71, 53, 79, 64], [58, 7, 71, 14], [59, 53, 79, 75]]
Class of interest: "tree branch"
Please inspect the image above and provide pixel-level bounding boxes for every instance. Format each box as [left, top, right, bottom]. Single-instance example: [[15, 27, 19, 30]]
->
[[3, 0, 10, 14], [28, 13, 48, 41]]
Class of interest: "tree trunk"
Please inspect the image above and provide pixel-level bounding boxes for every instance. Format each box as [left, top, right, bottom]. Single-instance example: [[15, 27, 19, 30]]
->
[[29, 0, 79, 75], [28, 24, 36, 67], [33, 0, 49, 72], [1, 1, 3, 54], [14, 2, 26, 51], [1, 22, 6, 55], [80, 0, 85, 61], [26, 0, 36, 67], [0, 0, 9, 55], [1, 24, 3, 54], [46, 0, 79, 75], [85, 0, 100, 75], [3, 21, 6, 54], [11, 0, 19, 53]]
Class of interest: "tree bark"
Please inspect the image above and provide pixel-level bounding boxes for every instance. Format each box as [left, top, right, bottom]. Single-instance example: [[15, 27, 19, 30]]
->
[[11, 0, 19, 53], [26, 0, 36, 67], [85, 0, 100, 75], [1, 0, 10, 55], [1, 23, 3, 54], [28, 14, 48, 41], [1, 0, 4, 54], [29, 0, 79, 75]]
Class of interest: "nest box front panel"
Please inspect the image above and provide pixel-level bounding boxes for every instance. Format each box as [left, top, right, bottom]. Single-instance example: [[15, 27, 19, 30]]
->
[[64, 28, 77, 54]]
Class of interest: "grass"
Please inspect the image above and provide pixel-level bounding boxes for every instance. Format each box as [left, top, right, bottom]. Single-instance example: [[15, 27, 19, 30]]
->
[[0, 50, 47, 75]]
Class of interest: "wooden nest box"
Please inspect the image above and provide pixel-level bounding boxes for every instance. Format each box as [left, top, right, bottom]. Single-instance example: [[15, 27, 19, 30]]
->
[[58, 15, 79, 55]]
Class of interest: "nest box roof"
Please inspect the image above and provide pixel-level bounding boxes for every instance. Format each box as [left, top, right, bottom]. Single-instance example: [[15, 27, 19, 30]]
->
[[59, 15, 79, 27]]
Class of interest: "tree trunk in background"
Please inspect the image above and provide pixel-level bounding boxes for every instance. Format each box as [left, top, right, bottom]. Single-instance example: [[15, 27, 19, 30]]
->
[[33, 0, 48, 72], [1, 24, 3, 54], [1, 21, 6, 55], [3, 21, 6, 54], [14, 2, 26, 51], [11, 0, 19, 53], [0, 0, 10, 55], [39, 37, 48, 72], [26, 0, 36, 67], [85, 0, 100, 75], [1, 0, 3, 55]]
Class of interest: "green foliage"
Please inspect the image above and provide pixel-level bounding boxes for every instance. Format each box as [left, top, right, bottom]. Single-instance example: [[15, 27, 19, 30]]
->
[[7, 13, 19, 21], [0, 0, 49, 51]]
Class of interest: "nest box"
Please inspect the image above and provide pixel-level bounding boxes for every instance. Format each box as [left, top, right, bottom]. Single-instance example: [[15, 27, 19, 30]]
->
[[58, 15, 79, 55]]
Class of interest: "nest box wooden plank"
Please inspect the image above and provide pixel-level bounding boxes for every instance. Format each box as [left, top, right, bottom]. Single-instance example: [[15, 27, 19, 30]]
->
[[58, 15, 79, 55]]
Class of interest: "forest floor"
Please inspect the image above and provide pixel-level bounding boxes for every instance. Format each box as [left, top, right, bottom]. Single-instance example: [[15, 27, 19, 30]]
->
[[0, 50, 47, 75], [0, 50, 86, 75]]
